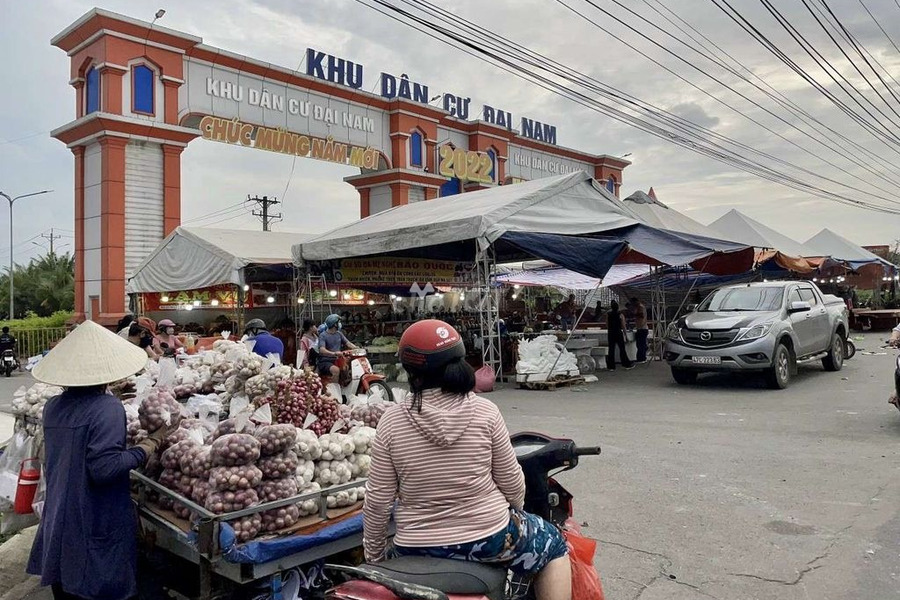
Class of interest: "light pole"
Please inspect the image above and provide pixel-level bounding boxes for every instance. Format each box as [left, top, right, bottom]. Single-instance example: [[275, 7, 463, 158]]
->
[[0, 190, 52, 319]]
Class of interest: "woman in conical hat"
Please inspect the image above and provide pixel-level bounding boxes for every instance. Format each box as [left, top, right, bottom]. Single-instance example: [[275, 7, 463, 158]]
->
[[26, 321, 177, 600]]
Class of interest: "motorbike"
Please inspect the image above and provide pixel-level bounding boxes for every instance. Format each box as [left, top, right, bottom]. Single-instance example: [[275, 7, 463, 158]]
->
[[325, 432, 601, 600], [1, 349, 18, 377], [324, 349, 393, 404]]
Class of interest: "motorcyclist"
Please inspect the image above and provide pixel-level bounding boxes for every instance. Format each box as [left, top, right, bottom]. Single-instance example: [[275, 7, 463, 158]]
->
[[243, 318, 284, 360], [0, 326, 16, 354], [362, 319, 571, 600], [316, 314, 357, 380]]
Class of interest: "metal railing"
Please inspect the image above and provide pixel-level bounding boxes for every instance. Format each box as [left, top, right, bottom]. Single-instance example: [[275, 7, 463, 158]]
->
[[10, 327, 67, 359]]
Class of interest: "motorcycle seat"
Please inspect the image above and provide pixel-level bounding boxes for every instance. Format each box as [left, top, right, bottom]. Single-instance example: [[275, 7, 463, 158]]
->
[[363, 556, 507, 600]]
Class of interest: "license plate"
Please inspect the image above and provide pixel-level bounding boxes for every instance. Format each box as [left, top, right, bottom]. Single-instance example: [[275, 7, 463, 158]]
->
[[692, 356, 722, 365]]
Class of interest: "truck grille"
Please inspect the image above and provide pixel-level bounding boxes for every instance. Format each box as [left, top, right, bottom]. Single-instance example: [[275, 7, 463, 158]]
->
[[680, 328, 739, 348]]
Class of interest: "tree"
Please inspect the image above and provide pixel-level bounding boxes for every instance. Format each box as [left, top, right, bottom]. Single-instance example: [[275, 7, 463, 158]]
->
[[0, 252, 75, 319]]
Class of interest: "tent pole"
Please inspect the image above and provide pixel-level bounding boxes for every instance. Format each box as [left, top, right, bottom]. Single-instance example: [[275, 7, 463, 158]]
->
[[476, 244, 501, 379], [545, 281, 599, 378], [650, 266, 667, 361]]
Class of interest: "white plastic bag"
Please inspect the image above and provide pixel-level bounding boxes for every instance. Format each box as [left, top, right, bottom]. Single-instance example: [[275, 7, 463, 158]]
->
[[0, 432, 34, 510]]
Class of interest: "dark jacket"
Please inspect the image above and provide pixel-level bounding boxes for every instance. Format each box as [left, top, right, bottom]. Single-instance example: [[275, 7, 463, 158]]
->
[[28, 388, 146, 600]]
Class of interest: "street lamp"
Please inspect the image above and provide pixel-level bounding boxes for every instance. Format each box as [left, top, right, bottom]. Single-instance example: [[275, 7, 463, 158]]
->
[[0, 190, 52, 318]]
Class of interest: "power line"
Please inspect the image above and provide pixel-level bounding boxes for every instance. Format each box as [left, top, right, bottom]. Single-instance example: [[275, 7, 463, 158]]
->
[[561, 0, 900, 199], [640, 0, 900, 184], [352, 0, 900, 215], [182, 201, 248, 225]]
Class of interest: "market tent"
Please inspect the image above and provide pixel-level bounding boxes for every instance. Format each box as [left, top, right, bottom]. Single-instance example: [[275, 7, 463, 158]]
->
[[804, 228, 896, 271], [127, 226, 312, 293], [294, 172, 641, 262], [708, 209, 820, 273], [709, 209, 814, 258], [495, 264, 652, 289], [622, 191, 717, 237], [294, 171, 753, 276]]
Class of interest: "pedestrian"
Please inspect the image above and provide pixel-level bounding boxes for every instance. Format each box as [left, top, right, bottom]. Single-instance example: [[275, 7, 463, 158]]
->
[[631, 297, 650, 363], [606, 300, 633, 370], [555, 293, 577, 331], [298, 318, 319, 368], [27, 320, 175, 600]]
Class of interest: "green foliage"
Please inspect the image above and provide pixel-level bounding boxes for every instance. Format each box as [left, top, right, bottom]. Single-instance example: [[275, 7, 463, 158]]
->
[[0, 252, 75, 319], [0, 310, 72, 330]]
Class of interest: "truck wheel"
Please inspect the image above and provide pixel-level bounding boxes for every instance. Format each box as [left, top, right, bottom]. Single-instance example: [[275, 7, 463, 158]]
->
[[765, 343, 792, 389], [822, 333, 845, 371], [671, 367, 698, 385]]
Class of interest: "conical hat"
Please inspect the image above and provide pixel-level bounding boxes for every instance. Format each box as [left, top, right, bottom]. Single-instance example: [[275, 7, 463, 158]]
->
[[33, 320, 148, 387]]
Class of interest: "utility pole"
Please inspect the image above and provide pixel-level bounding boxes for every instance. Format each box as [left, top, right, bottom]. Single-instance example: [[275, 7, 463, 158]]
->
[[40, 228, 62, 256], [248, 195, 282, 231]]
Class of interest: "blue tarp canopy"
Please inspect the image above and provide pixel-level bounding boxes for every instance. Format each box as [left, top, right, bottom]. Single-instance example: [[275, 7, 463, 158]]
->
[[498, 226, 753, 280]]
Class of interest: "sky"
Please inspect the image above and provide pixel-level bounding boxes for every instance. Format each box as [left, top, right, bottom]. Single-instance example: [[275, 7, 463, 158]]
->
[[3, 0, 900, 267]]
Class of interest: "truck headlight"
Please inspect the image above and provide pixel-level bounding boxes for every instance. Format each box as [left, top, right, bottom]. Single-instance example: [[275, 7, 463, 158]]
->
[[737, 322, 774, 341], [666, 323, 682, 341]]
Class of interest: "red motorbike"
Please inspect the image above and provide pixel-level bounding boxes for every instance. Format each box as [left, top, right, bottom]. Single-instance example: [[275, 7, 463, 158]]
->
[[326, 432, 601, 600]]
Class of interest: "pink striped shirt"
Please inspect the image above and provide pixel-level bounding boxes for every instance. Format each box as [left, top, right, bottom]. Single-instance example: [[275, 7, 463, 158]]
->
[[363, 390, 526, 562]]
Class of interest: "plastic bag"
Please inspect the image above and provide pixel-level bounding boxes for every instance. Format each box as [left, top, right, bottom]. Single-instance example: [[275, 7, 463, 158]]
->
[[0, 432, 34, 510], [564, 528, 604, 600], [474, 365, 495, 393]]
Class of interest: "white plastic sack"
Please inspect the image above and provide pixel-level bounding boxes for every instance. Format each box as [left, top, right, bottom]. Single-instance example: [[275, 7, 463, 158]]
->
[[516, 335, 579, 376]]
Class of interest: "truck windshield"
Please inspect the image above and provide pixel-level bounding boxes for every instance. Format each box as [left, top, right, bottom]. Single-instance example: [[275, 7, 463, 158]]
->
[[698, 287, 784, 312]]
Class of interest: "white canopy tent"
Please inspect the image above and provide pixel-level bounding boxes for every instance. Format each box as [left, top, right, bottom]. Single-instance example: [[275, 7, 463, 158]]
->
[[622, 191, 718, 237], [293, 172, 640, 262], [709, 209, 815, 258], [804, 228, 895, 271], [494, 264, 652, 289], [127, 226, 312, 293]]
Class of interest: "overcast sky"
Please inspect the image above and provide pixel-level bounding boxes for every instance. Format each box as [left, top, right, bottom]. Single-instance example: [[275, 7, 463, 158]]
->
[[4, 0, 900, 266]]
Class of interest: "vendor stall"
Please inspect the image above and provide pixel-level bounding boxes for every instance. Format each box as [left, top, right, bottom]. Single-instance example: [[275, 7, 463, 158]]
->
[[293, 171, 754, 378], [127, 227, 311, 362]]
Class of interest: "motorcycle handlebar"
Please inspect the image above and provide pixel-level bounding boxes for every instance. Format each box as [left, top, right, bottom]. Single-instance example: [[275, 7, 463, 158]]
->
[[574, 446, 602, 456]]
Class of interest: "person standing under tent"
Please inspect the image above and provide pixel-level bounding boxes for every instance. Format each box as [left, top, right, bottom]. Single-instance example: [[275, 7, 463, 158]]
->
[[27, 321, 176, 600], [606, 300, 634, 371], [155, 318, 184, 354], [631, 298, 650, 363], [298, 319, 319, 368], [555, 293, 577, 331]]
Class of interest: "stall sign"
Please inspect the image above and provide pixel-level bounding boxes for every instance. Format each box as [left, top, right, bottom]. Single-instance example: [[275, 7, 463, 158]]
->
[[333, 258, 474, 286], [145, 286, 241, 311], [199, 116, 381, 169]]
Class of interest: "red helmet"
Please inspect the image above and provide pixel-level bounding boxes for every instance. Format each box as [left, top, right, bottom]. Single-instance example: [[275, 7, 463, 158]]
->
[[399, 319, 466, 372]]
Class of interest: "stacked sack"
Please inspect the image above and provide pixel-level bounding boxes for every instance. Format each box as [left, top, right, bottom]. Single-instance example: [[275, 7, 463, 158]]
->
[[254, 424, 301, 532], [206, 432, 262, 542]]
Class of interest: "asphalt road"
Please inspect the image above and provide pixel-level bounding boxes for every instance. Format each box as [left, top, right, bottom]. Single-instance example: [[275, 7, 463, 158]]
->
[[491, 333, 900, 600], [3, 335, 899, 600]]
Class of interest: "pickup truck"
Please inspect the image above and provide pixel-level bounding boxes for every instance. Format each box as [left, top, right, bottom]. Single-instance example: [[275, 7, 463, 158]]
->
[[664, 281, 849, 389]]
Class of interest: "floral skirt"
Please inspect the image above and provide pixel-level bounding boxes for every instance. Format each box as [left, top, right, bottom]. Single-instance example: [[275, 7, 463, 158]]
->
[[394, 509, 568, 576]]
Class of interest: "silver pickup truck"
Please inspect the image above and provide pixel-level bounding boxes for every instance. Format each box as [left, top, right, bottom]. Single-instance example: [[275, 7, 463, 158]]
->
[[664, 281, 849, 389]]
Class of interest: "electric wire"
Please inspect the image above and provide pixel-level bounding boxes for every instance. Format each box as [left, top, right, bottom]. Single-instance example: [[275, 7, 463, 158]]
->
[[642, 0, 900, 182], [562, 0, 900, 197], [399, 0, 900, 212], [711, 0, 900, 151], [353, 0, 900, 215]]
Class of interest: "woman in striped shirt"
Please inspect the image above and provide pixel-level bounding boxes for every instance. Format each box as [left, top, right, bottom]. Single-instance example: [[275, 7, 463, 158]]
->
[[363, 320, 571, 600]]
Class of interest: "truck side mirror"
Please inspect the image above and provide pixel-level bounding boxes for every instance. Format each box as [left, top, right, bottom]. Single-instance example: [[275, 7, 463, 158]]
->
[[686, 304, 697, 312], [788, 301, 811, 313]]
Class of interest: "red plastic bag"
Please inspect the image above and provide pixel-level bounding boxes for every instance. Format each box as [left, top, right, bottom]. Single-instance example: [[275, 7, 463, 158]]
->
[[564, 528, 604, 600], [474, 365, 495, 393]]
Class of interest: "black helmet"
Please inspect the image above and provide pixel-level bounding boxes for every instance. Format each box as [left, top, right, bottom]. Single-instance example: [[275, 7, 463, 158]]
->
[[244, 318, 266, 334]]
